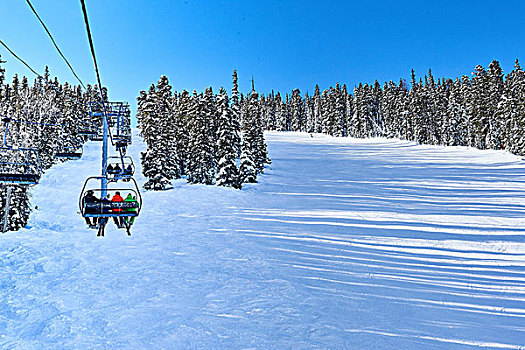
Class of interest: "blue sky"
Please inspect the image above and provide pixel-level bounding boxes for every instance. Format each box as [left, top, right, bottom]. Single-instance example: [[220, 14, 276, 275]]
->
[[0, 0, 524, 112]]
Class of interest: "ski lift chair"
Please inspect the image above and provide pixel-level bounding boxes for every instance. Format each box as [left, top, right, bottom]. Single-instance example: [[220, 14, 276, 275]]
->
[[79, 176, 142, 235], [79, 130, 97, 137], [90, 130, 104, 142], [0, 147, 42, 186], [55, 146, 83, 160], [106, 156, 135, 181]]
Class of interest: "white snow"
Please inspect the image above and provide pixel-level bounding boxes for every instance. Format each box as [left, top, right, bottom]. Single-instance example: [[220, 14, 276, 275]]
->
[[0, 131, 524, 349]]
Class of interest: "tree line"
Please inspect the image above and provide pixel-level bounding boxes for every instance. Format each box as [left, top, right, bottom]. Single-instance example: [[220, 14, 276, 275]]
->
[[0, 57, 94, 231], [137, 71, 270, 190], [260, 59, 525, 154]]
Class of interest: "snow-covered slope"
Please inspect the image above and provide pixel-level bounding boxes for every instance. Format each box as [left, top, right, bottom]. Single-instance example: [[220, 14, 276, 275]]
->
[[1, 131, 524, 349]]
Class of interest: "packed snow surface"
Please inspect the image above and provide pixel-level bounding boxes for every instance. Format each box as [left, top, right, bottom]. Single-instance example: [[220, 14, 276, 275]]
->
[[1, 131, 525, 349]]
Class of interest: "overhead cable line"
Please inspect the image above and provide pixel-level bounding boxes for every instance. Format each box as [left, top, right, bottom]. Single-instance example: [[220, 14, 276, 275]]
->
[[0, 38, 90, 132], [0, 39, 40, 77], [25, 0, 87, 90], [0, 38, 83, 104], [79, 0, 104, 104], [0, 38, 86, 106], [0, 37, 120, 148], [79, 1, 122, 147]]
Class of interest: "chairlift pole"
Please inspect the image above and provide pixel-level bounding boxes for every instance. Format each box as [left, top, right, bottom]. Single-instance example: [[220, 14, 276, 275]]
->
[[116, 103, 122, 138], [101, 108, 108, 199], [2, 185, 12, 233]]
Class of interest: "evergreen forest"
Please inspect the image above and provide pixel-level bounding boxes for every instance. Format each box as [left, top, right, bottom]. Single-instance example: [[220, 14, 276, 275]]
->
[[138, 59, 525, 191], [0, 58, 100, 230]]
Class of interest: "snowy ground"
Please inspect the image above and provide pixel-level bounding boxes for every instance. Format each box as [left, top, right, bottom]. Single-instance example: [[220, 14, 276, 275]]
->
[[0, 131, 524, 349]]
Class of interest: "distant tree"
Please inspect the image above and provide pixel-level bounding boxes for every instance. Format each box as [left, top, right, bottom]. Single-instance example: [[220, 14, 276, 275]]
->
[[244, 87, 269, 173], [140, 84, 172, 190], [342, 84, 352, 137], [501, 60, 525, 154], [470, 65, 490, 149], [0, 54, 5, 87], [239, 146, 257, 183], [486, 60, 504, 149], [445, 78, 466, 146], [276, 92, 287, 131], [187, 89, 216, 184], [216, 87, 241, 188], [231, 70, 242, 155], [304, 92, 314, 133], [290, 88, 305, 132], [334, 83, 346, 137], [313, 84, 322, 133]]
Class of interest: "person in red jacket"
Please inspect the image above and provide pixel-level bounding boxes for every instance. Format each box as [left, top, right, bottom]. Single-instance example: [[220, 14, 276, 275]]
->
[[111, 191, 125, 227]]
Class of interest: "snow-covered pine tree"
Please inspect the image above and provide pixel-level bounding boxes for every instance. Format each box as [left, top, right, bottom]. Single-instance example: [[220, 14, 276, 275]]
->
[[351, 85, 363, 138], [426, 69, 441, 145], [512, 60, 525, 154], [136, 89, 148, 131], [284, 93, 291, 131], [265, 91, 277, 131], [290, 88, 305, 132], [433, 77, 448, 146], [216, 87, 241, 188], [470, 65, 490, 149], [322, 87, 337, 136], [239, 144, 257, 183], [187, 89, 216, 184], [35, 73, 60, 170], [410, 74, 427, 144], [335, 83, 346, 137], [502, 60, 525, 154], [403, 70, 419, 142], [231, 71, 242, 151], [244, 86, 269, 173], [371, 80, 383, 137], [173, 90, 191, 175], [361, 84, 378, 138], [485, 60, 504, 149], [275, 92, 286, 131], [445, 78, 465, 146], [459, 75, 474, 147], [238, 85, 258, 183], [304, 92, 314, 133], [394, 78, 409, 140], [140, 84, 172, 190], [313, 84, 322, 133], [156, 75, 180, 179], [342, 84, 352, 137], [0, 54, 5, 87], [381, 81, 397, 138]]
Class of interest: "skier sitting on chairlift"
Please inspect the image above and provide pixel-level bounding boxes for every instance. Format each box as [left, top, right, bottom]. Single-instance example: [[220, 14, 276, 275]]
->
[[98, 194, 111, 236], [83, 190, 99, 228], [107, 164, 114, 174], [111, 191, 125, 227], [113, 163, 122, 174], [124, 164, 132, 175], [125, 193, 138, 225]]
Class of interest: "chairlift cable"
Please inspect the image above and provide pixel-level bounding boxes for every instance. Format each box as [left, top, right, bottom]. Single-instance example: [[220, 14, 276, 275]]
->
[[0, 38, 85, 108], [0, 39, 41, 77], [0, 38, 93, 141], [79, 0, 105, 106], [25, 0, 87, 90]]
